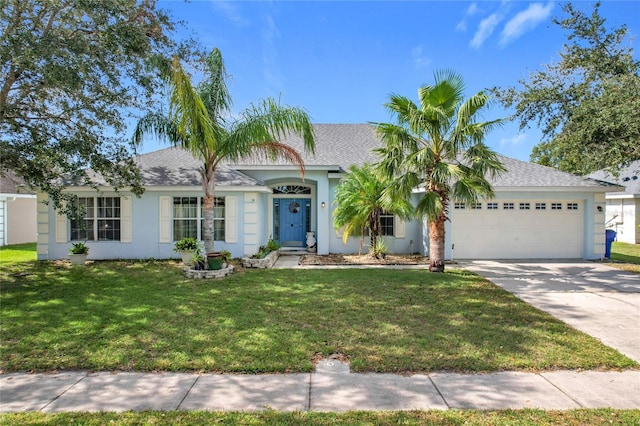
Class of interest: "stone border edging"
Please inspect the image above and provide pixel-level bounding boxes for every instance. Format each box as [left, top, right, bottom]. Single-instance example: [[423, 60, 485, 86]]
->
[[242, 250, 279, 269], [183, 265, 235, 279]]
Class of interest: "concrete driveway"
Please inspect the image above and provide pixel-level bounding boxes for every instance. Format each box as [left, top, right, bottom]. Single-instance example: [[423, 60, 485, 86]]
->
[[462, 260, 640, 363]]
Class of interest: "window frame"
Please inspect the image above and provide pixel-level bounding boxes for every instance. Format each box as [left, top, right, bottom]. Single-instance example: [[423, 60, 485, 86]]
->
[[379, 211, 395, 236], [70, 196, 121, 242], [172, 196, 225, 242]]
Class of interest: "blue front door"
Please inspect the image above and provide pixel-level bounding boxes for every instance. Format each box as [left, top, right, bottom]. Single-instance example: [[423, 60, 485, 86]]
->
[[278, 198, 306, 246]]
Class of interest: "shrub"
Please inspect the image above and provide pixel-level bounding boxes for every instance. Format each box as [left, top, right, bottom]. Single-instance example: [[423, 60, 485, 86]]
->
[[173, 238, 200, 253], [69, 242, 89, 254]]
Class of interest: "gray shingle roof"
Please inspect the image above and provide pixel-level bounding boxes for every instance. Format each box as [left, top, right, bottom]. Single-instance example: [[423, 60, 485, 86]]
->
[[68, 124, 618, 191], [0, 171, 35, 195], [587, 161, 640, 195], [491, 155, 618, 189], [229, 123, 613, 190], [229, 124, 382, 171], [134, 147, 264, 187]]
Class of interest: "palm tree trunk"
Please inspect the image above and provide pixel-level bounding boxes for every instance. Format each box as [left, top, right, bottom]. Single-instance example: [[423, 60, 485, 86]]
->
[[428, 215, 446, 272], [369, 209, 379, 257], [202, 194, 215, 253], [202, 164, 216, 254]]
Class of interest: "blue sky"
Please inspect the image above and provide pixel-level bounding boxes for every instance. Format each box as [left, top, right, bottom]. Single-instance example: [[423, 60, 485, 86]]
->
[[149, 0, 640, 162]]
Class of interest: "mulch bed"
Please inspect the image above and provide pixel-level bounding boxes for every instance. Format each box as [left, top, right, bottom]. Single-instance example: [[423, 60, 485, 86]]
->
[[300, 253, 430, 265]]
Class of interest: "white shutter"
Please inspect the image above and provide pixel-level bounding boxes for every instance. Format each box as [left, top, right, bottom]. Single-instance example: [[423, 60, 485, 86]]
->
[[225, 196, 237, 243], [159, 196, 172, 243], [120, 196, 132, 243], [55, 202, 67, 243], [394, 216, 405, 238]]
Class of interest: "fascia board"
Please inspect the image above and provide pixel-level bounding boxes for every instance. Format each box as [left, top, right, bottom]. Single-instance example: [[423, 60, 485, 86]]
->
[[234, 165, 342, 172], [605, 193, 640, 199], [412, 186, 624, 194], [491, 186, 625, 193], [62, 185, 272, 193]]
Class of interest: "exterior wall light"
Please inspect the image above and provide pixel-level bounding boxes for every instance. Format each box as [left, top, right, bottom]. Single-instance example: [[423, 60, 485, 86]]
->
[[321, 202, 326, 208]]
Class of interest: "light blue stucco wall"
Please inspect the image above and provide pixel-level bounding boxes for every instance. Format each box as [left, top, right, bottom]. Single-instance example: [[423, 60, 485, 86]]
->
[[44, 190, 248, 261], [41, 181, 608, 261], [326, 177, 421, 255]]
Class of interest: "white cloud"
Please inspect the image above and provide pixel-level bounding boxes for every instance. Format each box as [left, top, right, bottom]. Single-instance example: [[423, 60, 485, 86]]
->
[[210, 1, 249, 26], [262, 14, 284, 92], [500, 2, 554, 46], [456, 2, 479, 32], [411, 45, 431, 69], [470, 13, 503, 49], [500, 133, 527, 147]]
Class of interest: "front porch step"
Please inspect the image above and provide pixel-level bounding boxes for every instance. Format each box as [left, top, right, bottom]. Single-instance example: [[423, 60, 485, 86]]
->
[[279, 247, 312, 256]]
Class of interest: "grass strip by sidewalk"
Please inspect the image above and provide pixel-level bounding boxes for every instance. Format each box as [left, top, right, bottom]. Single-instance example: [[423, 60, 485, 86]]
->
[[0, 242, 36, 264], [1, 261, 635, 373], [1, 409, 639, 425], [610, 241, 640, 273]]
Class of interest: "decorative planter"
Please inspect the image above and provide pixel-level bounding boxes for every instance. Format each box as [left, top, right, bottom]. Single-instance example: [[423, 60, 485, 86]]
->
[[180, 251, 194, 266], [69, 254, 88, 265], [207, 252, 223, 270]]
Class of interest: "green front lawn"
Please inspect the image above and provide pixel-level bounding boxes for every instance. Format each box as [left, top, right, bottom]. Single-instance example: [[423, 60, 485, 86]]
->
[[1, 260, 635, 373], [0, 242, 36, 264], [611, 242, 640, 273], [1, 409, 639, 425]]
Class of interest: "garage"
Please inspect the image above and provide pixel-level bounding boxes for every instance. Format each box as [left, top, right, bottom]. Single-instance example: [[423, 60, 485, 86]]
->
[[450, 200, 584, 259]]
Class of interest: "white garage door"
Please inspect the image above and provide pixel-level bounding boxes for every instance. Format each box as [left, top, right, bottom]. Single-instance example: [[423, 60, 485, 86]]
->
[[450, 200, 583, 259]]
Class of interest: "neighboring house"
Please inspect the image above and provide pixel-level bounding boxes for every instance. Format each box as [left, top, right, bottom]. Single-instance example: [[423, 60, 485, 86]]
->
[[37, 124, 620, 261], [588, 161, 640, 244], [1, 172, 37, 246]]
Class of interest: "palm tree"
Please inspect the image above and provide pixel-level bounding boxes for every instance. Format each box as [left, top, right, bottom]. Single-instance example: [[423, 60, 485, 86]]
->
[[373, 70, 505, 272], [333, 163, 412, 256], [134, 48, 315, 253]]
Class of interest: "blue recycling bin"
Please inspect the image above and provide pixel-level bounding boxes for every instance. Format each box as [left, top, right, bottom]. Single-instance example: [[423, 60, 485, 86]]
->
[[605, 229, 617, 258]]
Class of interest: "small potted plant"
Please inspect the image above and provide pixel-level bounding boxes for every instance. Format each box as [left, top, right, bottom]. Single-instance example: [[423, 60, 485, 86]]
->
[[69, 242, 89, 265], [219, 250, 232, 268], [192, 251, 206, 270], [174, 237, 200, 266]]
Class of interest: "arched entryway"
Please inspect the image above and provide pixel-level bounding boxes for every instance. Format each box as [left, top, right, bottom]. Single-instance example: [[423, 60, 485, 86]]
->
[[271, 184, 314, 247]]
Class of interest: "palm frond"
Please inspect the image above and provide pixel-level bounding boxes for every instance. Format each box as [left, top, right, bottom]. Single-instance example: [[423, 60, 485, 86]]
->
[[239, 98, 316, 154], [132, 112, 184, 147], [415, 191, 445, 220], [198, 47, 232, 123], [167, 55, 218, 160], [240, 141, 306, 177]]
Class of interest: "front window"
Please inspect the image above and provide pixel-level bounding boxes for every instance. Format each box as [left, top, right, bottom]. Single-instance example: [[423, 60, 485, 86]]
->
[[272, 185, 312, 194], [380, 211, 394, 236], [173, 197, 225, 241], [173, 197, 198, 240], [70, 197, 120, 241], [366, 211, 395, 236]]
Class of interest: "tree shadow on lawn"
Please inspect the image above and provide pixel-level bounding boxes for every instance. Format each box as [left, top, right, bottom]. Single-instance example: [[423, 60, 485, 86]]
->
[[0, 263, 635, 373]]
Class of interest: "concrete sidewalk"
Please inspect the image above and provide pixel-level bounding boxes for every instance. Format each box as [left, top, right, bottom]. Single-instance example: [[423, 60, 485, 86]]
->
[[2, 360, 639, 412]]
